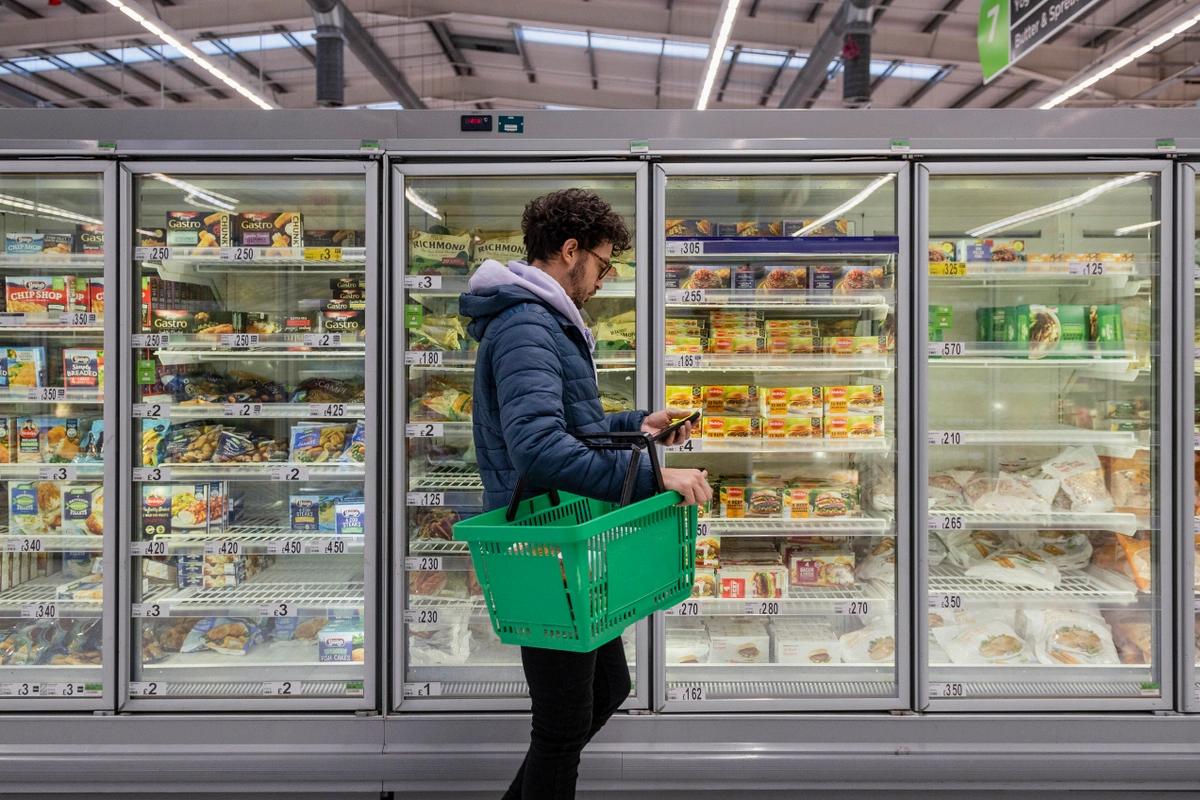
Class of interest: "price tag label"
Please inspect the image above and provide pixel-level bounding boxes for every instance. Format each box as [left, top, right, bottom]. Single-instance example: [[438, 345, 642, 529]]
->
[[666, 600, 702, 617], [317, 538, 348, 555], [0, 682, 36, 697], [6, 537, 43, 553], [927, 341, 965, 358], [403, 275, 443, 290], [928, 261, 967, 277], [40, 682, 90, 697], [132, 333, 169, 348], [0, 313, 25, 326], [406, 423, 445, 438], [664, 354, 704, 369], [1068, 260, 1105, 276], [743, 600, 782, 616], [262, 680, 296, 696], [259, 602, 295, 618], [404, 608, 442, 625], [224, 403, 263, 418], [666, 289, 707, 304], [310, 403, 348, 418], [65, 311, 98, 327], [835, 600, 872, 616], [697, 521, 712, 537], [928, 594, 965, 611], [302, 333, 342, 348], [133, 467, 171, 482], [37, 466, 76, 481], [221, 246, 256, 262], [132, 403, 170, 419], [135, 246, 171, 261], [403, 682, 443, 697], [22, 602, 57, 619], [270, 465, 310, 482], [665, 439, 702, 453], [928, 430, 964, 446], [929, 515, 966, 531], [132, 602, 168, 618], [303, 247, 342, 262], [406, 492, 445, 507], [268, 539, 305, 556], [220, 333, 260, 348], [204, 540, 242, 556], [405, 556, 443, 571], [664, 240, 705, 257], [131, 540, 170, 557], [932, 682, 966, 698], [28, 387, 66, 401], [129, 681, 165, 697], [667, 685, 706, 702], [405, 350, 443, 367]]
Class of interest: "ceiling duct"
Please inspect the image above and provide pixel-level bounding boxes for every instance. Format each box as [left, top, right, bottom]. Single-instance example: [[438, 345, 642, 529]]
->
[[842, 0, 872, 106], [308, 0, 345, 107], [307, 0, 426, 109]]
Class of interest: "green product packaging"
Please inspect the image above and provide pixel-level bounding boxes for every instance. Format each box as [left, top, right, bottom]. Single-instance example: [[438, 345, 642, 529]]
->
[[976, 307, 992, 342], [1055, 305, 1088, 355], [1088, 304, 1125, 352], [1005, 305, 1031, 346]]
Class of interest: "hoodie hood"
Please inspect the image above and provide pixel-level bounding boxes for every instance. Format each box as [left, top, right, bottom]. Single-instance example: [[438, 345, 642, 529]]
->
[[460, 259, 596, 352]]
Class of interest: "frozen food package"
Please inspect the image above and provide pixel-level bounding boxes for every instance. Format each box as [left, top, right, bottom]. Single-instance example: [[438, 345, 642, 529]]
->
[[1018, 608, 1119, 666], [929, 532, 948, 566], [665, 385, 703, 410], [965, 549, 1062, 590], [963, 472, 1056, 513], [472, 231, 526, 266], [664, 218, 715, 237], [764, 416, 821, 439], [5, 276, 70, 316], [691, 567, 717, 597], [761, 386, 821, 417], [789, 546, 855, 587], [1040, 446, 1114, 512], [1104, 610, 1153, 665], [234, 211, 302, 248], [679, 266, 730, 290], [4, 346, 47, 388], [703, 385, 758, 414], [855, 537, 897, 583], [1014, 530, 1092, 570], [707, 619, 770, 664], [932, 620, 1033, 665], [1116, 534, 1152, 592], [181, 617, 263, 656], [718, 565, 787, 598], [408, 228, 471, 274], [838, 618, 895, 664], [409, 607, 470, 666], [771, 620, 841, 665], [666, 630, 710, 664], [928, 469, 969, 508], [756, 266, 807, 291], [1100, 452, 1151, 515], [167, 211, 230, 249], [823, 384, 884, 415], [695, 534, 720, 567], [942, 530, 1008, 569]]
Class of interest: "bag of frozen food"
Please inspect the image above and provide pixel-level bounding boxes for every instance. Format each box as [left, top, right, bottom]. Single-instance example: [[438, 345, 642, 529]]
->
[[289, 377, 361, 404], [929, 532, 948, 566], [408, 228, 470, 274], [942, 530, 1008, 569], [181, 617, 262, 656], [162, 371, 230, 404], [471, 231, 525, 266], [1018, 608, 1119, 666], [409, 313, 469, 352], [965, 548, 1062, 590], [162, 423, 222, 464], [838, 618, 895, 664], [928, 469, 970, 508], [409, 604, 471, 665], [855, 537, 896, 584], [932, 620, 1033, 665], [593, 309, 637, 351], [1041, 446, 1113, 513], [1014, 530, 1092, 570], [409, 381, 472, 422], [1103, 610, 1153, 664], [290, 423, 350, 463], [666, 629, 710, 664], [963, 472, 1056, 513], [1100, 452, 1151, 515], [1116, 534, 1152, 592]]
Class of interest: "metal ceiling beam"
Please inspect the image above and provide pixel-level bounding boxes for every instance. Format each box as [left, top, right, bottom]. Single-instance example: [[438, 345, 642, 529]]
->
[[198, 32, 288, 95], [0, 58, 105, 107], [0, 0, 39, 19], [992, 78, 1039, 107], [806, 2, 824, 23], [950, 81, 990, 108], [131, 38, 228, 100], [654, 36, 666, 106], [780, 0, 851, 108], [1083, 0, 1172, 49], [61, 0, 95, 11], [586, 30, 598, 91], [758, 47, 795, 105], [428, 19, 471, 76], [0, 76, 51, 107], [274, 25, 317, 66], [921, 0, 964, 34], [511, 23, 536, 84], [716, 44, 741, 103], [80, 43, 188, 103], [26, 47, 148, 107], [871, 58, 902, 91], [900, 63, 953, 106]]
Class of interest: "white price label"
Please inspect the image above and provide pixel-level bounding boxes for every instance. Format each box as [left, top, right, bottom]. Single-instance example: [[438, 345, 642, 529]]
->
[[39, 682, 86, 697], [0, 682, 36, 697], [1068, 260, 1105, 276], [0, 313, 25, 326], [405, 350, 443, 367], [28, 387, 66, 402], [929, 515, 966, 531], [220, 333, 260, 348], [928, 430, 964, 446], [259, 602, 295, 618], [667, 685, 706, 702], [928, 341, 965, 357], [135, 246, 170, 261], [665, 354, 704, 369], [302, 333, 342, 347], [131, 540, 170, 557], [270, 465, 310, 482], [406, 492, 445, 507], [65, 311, 97, 327], [697, 521, 711, 537], [929, 594, 965, 611], [204, 540, 242, 556], [406, 423, 445, 438], [6, 537, 43, 553], [310, 403, 348, 418], [403, 682, 443, 697], [221, 246, 256, 262], [268, 539, 305, 556], [666, 289, 707, 304], [22, 603, 57, 619], [132, 333, 169, 348], [37, 466, 76, 481], [262, 681, 296, 696], [668, 600, 702, 617], [932, 682, 966, 698], [836, 600, 872, 616], [317, 538, 348, 555], [665, 439, 702, 453], [744, 600, 782, 616], [224, 403, 263, 418], [129, 681, 165, 697], [133, 467, 171, 482], [665, 240, 705, 257], [132, 602, 168, 618], [404, 608, 441, 625], [132, 403, 170, 419], [405, 556, 443, 571], [403, 275, 443, 290]]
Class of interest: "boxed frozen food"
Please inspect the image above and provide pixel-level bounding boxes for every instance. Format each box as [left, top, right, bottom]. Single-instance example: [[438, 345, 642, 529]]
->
[[717, 220, 782, 237], [408, 229, 471, 274], [810, 265, 883, 294], [824, 413, 883, 439], [707, 619, 770, 663], [15, 417, 43, 463], [664, 218, 715, 237], [45, 418, 82, 463], [1116, 534, 1152, 592], [718, 481, 746, 518], [665, 317, 707, 335], [290, 423, 350, 463], [718, 564, 786, 598], [677, 266, 730, 290], [1101, 452, 1151, 514], [707, 334, 764, 355], [824, 335, 886, 355], [696, 534, 720, 567], [234, 211, 302, 248], [1088, 304, 1124, 351], [839, 619, 895, 663], [4, 232, 44, 254], [63, 349, 100, 389], [335, 500, 366, 536], [771, 620, 841, 665], [766, 335, 819, 354], [783, 218, 853, 237], [932, 620, 1033, 665], [10, 482, 61, 535], [166, 210, 230, 249], [3, 346, 46, 387], [320, 309, 365, 338], [666, 385, 703, 410], [788, 548, 854, 587], [1005, 304, 1088, 358], [703, 385, 757, 414], [691, 566, 717, 598], [0, 417, 13, 463], [976, 306, 1006, 342], [666, 629, 710, 664], [823, 384, 884, 415], [703, 416, 760, 439], [746, 486, 783, 518], [306, 229, 360, 248], [40, 232, 73, 255], [72, 223, 102, 255], [756, 266, 808, 291], [965, 549, 1062, 590], [289, 493, 341, 532], [665, 335, 706, 354], [761, 386, 821, 417], [5, 276, 70, 316], [764, 416, 821, 439]]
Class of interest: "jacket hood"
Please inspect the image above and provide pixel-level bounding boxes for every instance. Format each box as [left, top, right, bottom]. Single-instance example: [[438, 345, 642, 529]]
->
[[459, 259, 596, 351]]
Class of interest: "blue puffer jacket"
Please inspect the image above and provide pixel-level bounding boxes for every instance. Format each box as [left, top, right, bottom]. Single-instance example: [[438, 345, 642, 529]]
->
[[459, 284, 654, 512]]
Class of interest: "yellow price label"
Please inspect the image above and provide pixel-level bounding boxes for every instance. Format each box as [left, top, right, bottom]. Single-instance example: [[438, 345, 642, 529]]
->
[[303, 247, 342, 262], [929, 261, 967, 277]]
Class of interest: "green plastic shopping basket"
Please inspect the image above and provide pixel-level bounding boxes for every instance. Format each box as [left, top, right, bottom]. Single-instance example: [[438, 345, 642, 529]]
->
[[453, 431, 697, 652]]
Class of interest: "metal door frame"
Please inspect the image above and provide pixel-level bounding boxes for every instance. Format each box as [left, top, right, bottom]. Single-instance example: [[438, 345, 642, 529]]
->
[[0, 159, 117, 711], [1179, 161, 1197, 713], [651, 159, 912, 712], [118, 159, 379, 712], [390, 160, 651, 712], [916, 159, 1175, 712]]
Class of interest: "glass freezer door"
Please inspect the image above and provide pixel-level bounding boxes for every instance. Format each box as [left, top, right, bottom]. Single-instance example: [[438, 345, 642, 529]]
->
[[394, 164, 648, 709], [1184, 162, 1198, 712], [654, 164, 909, 711], [0, 164, 114, 708], [919, 163, 1171, 710], [122, 163, 377, 709]]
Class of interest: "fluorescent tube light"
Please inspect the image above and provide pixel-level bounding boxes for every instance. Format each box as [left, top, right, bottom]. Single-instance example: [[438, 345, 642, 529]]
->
[[103, 0, 275, 110], [151, 173, 238, 212], [1114, 220, 1161, 236], [405, 188, 442, 221], [0, 193, 102, 226], [966, 173, 1152, 238], [791, 174, 896, 237], [695, 0, 743, 110]]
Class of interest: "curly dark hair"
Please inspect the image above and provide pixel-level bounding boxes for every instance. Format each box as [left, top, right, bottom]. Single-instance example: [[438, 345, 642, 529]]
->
[[522, 188, 632, 263]]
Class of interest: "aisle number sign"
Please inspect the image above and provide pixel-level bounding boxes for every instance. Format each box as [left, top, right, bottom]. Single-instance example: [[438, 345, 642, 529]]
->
[[979, 0, 1102, 82]]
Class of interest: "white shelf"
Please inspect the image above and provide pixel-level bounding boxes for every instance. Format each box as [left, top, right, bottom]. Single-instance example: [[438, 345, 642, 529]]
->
[[927, 427, 1143, 448], [0, 389, 103, 405], [0, 532, 102, 553], [143, 403, 366, 421], [927, 562, 1137, 606], [928, 508, 1142, 536], [668, 438, 891, 454], [0, 463, 104, 480], [408, 352, 635, 370], [0, 254, 103, 272], [665, 584, 889, 617], [0, 574, 102, 617], [665, 353, 892, 372], [140, 246, 367, 269], [698, 517, 892, 537], [137, 463, 365, 482], [665, 289, 891, 310], [406, 275, 635, 299], [131, 520, 363, 556]]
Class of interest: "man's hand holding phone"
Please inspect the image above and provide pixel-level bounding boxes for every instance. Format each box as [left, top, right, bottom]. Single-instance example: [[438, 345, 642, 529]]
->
[[643, 408, 711, 506]]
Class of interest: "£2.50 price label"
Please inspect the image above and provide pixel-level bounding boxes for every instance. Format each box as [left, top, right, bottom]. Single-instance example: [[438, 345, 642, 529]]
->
[[220, 333, 260, 348], [131, 333, 169, 348]]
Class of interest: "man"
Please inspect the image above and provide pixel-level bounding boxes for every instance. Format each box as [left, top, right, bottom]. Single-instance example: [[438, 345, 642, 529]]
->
[[460, 188, 711, 799]]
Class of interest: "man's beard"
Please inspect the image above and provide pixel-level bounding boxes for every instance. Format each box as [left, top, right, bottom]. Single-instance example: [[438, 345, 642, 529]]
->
[[566, 253, 591, 309]]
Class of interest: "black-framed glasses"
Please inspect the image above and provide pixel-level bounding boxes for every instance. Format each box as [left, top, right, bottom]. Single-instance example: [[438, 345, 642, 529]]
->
[[582, 247, 614, 280]]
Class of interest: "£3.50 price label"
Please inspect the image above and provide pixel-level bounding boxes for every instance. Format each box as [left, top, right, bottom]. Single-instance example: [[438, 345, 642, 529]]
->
[[29, 387, 66, 402], [932, 682, 966, 698], [406, 492, 444, 507], [929, 594, 965, 611], [403, 682, 443, 698], [406, 423, 445, 438], [667, 685, 706, 702], [403, 275, 443, 290], [405, 350, 443, 367], [65, 311, 98, 327]]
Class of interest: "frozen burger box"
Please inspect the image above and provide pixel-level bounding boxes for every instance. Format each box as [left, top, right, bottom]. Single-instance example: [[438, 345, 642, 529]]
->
[[770, 620, 841, 665], [718, 564, 787, 598], [707, 619, 770, 664], [666, 629, 711, 664]]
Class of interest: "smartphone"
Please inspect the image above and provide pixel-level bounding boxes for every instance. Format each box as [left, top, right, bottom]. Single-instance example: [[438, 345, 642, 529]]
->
[[652, 410, 701, 443]]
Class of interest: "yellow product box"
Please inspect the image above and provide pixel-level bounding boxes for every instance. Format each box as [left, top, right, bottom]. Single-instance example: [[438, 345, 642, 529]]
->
[[766, 335, 818, 354], [823, 384, 885, 415], [666, 385, 703, 410], [765, 318, 817, 334], [761, 386, 822, 417], [702, 385, 758, 414], [719, 481, 747, 518], [709, 310, 764, 325], [707, 335, 764, 355], [665, 335, 706, 354], [824, 414, 884, 439], [665, 318, 707, 335], [825, 336, 885, 356], [704, 416, 761, 439], [764, 416, 822, 439]]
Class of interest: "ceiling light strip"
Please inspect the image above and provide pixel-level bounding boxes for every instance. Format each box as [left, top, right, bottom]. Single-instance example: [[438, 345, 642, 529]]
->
[[966, 173, 1152, 238], [792, 174, 896, 237], [695, 0, 743, 110]]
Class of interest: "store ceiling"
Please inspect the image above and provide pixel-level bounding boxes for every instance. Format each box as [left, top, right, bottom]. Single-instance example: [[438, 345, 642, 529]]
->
[[0, 0, 1197, 111]]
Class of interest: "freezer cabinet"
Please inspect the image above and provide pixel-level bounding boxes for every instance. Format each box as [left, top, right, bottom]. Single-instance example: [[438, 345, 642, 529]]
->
[[1181, 161, 1199, 712]]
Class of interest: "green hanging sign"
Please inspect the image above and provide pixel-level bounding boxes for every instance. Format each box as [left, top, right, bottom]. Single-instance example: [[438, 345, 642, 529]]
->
[[980, 0, 1103, 83]]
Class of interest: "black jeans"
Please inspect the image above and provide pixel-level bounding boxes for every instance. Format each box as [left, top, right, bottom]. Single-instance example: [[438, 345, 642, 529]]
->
[[501, 636, 632, 800]]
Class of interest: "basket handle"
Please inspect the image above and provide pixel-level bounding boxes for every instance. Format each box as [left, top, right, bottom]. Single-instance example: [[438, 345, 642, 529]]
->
[[504, 431, 665, 522]]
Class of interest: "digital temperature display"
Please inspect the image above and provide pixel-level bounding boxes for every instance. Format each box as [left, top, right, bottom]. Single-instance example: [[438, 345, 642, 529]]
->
[[460, 115, 494, 132]]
